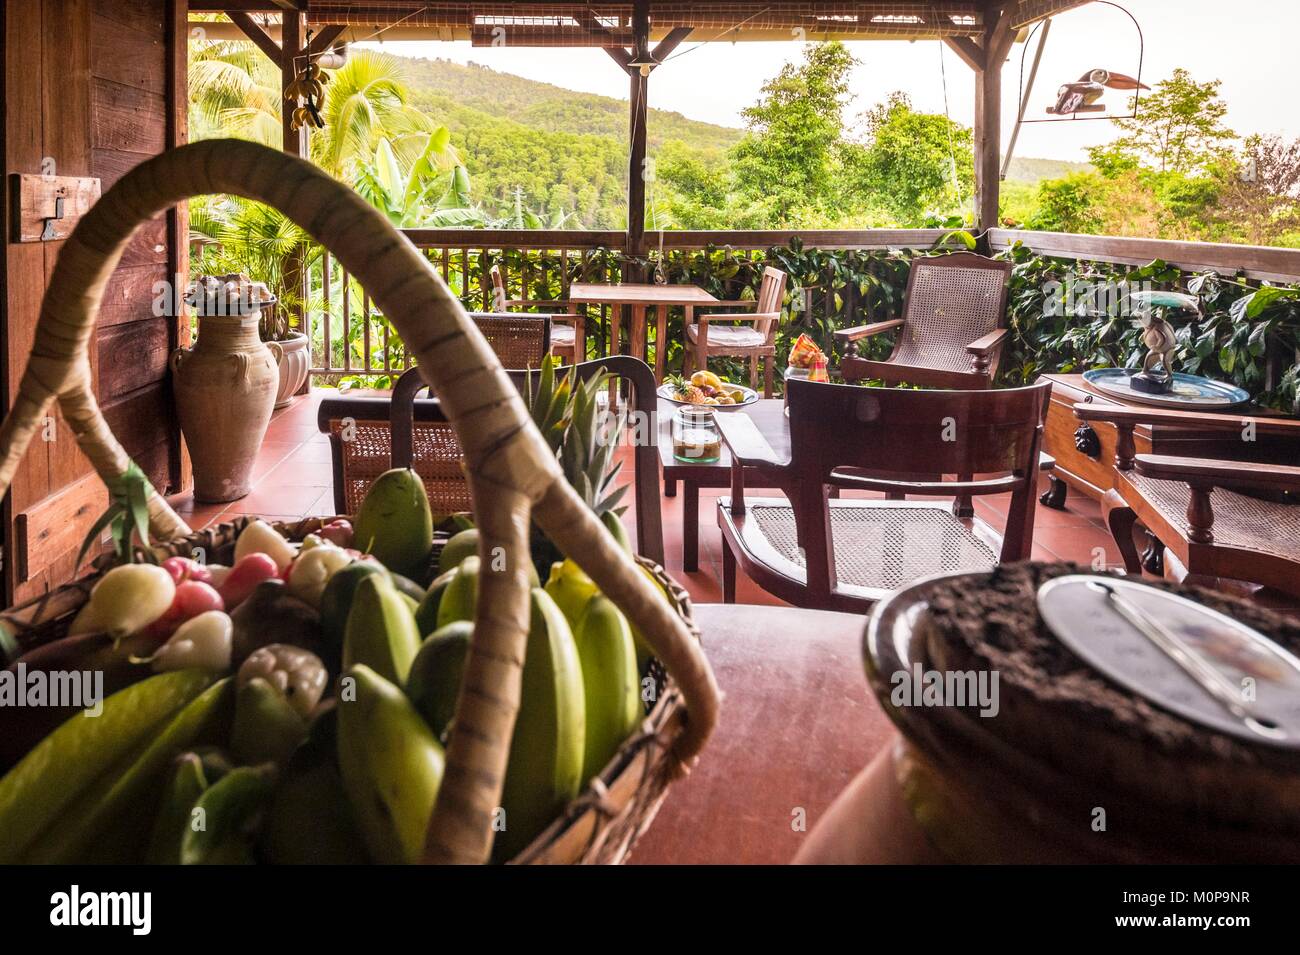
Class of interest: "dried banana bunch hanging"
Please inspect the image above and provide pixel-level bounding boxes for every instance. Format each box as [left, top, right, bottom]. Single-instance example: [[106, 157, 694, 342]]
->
[[284, 61, 328, 131]]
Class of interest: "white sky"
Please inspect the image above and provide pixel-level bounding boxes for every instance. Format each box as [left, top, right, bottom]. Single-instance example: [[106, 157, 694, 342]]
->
[[361, 0, 1298, 162]]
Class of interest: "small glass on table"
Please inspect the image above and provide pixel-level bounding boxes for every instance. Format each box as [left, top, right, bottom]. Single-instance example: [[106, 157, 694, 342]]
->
[[672, 406, 721, 463]]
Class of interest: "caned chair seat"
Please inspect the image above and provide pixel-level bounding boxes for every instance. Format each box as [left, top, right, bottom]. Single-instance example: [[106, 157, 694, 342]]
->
[[1124, 472, 1300, 565], [723, 497, 998, 600], [687, 323, 767, 348]]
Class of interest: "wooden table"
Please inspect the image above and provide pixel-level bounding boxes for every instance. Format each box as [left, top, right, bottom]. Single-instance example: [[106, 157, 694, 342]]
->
[[568, 282, 718, 382], [657, 398, 790, 571], [629, 603, 894, 865]]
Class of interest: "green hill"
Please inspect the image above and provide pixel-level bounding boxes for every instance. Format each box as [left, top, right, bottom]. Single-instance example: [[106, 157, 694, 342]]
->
[[389, 53, 1078, 227]]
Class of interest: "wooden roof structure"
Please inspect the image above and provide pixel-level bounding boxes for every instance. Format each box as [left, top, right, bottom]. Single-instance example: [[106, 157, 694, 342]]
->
[[199, 1, 1095, 247]]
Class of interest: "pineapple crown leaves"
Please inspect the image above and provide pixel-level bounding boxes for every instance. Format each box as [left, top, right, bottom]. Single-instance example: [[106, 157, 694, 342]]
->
[[77, 461, 158, 567], [525, 356, 626, 518]]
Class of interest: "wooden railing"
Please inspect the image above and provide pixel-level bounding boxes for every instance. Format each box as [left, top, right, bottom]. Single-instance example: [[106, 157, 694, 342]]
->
[[304, 228, 948, 381], [303, 227, 1300, 382]]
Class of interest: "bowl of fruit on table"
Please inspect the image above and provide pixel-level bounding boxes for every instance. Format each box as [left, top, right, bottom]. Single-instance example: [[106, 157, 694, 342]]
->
[[659, 372, 757, 410]]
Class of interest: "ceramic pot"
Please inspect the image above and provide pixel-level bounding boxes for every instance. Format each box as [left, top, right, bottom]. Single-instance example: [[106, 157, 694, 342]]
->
[[271, 331, 310, 408], [171, 313, 279, 502]]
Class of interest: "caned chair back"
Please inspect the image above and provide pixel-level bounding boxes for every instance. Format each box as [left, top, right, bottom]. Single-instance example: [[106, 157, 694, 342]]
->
[[755, 266, 787, 342], [466, 311, 550, 369], [786, 376, 1050, 484], [893, 252, 1010, 375]]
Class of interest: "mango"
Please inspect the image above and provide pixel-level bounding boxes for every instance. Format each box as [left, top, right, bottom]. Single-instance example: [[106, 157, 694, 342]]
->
[[438, 528, 480, 576], [354, 468, 434, 578]]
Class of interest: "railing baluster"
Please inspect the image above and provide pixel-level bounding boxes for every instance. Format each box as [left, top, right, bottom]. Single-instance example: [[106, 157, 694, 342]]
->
[[362, 291, 372, 373], [342, 274, 351, 374], [320, 249, 331, 373]]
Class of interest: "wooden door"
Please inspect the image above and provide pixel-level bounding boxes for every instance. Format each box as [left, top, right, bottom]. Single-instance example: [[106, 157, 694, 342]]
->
[[1, 0, 189, 604]]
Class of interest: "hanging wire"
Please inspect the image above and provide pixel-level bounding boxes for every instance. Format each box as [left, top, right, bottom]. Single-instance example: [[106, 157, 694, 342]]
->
[[291, 4, 435, 70], [937, 40, 964, 210]]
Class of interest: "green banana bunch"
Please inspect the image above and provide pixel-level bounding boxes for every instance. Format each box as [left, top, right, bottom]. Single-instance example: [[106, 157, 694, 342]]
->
[[25, 677, 233, 864], [145, 753, 209, 865], [343, 574, 421, 685], [494, 588, 585, 861], [0, 669, 215, 864], [337, 664, 445, 864], [544, 559, 599, 630], [230, 677, 307, 767], [572, 596, 642, 784]]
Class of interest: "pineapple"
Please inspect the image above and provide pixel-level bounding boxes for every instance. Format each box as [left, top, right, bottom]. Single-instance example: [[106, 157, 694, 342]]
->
[[665, 373, 705, 404], [526, 357, 629, 570]]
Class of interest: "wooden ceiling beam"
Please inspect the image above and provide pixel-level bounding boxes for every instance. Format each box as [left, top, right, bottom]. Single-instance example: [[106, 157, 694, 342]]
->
[[228, 11, 281, 62], [651, 27, 692, 63], [944, 36, 985, 72], [306, 24, 346, 57]]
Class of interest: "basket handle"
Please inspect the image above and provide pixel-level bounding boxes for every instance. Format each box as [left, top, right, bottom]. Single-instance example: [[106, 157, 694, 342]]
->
[[0, 140, 720, 864]]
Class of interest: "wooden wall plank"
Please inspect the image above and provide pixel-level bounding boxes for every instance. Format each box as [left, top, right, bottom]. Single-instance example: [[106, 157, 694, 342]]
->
[[96, 262, 170, 327], [91, 81, 166, 154], [97, 317, 172, 402], [90, 10, 165, 94]]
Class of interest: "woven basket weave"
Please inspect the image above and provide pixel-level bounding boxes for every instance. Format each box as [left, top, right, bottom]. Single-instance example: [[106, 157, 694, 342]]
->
[[0, 140, 720, 864]]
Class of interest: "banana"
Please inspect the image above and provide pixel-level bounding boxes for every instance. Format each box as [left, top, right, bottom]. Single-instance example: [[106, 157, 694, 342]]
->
[[601, 510, 633, 554], [435, 555, 480, 629], [494, 588, 585, 861], [0, 668, 214, 864], [573, 596, 641, 784], [337, 664, 445, 864], [543, 558, 598, 631], [629, 564, 676, 674], [414, 568, 455, 637], [145, 753, 208, 865], [405, 621, 472, 740], [343, 574, 421, 685]]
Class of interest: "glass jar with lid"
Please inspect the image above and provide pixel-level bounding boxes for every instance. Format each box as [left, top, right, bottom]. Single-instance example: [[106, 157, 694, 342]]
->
[[672, 406, 721, 463]]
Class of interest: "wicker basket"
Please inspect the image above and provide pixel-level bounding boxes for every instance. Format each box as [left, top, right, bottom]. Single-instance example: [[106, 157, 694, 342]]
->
[[0, 140, 720, 864]]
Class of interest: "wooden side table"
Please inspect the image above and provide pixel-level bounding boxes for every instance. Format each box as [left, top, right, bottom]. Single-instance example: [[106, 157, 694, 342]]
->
[[1040, 373, 1297, 572]]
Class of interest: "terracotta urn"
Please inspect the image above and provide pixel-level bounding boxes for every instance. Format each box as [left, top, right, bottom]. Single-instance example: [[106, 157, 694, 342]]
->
[[271, 330, 310, 408], [172, 277, 279, 502]]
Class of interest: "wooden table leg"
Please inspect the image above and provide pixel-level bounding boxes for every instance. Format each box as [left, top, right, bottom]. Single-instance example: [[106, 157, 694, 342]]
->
[[683, 479, 699, 572]]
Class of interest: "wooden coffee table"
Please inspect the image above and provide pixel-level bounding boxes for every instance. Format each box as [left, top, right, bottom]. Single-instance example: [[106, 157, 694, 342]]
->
[[657, 397, 789, 571], [569, 282, 718, 382]]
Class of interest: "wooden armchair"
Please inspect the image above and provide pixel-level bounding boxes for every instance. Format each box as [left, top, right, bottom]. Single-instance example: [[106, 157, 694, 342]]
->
[[687, 266, 787, 397], [489, 264, 584, 364], [1074, 403, 1300, 598], [715, 377, 1051, 613], [836, 252, 1011, 389]]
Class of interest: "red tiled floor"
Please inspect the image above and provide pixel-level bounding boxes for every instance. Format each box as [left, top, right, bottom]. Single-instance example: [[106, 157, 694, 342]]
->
[[164, 389, 1290, 613]]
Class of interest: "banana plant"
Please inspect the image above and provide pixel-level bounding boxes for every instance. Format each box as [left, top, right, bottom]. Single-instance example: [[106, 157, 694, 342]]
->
[[353, 130, 487, 228]]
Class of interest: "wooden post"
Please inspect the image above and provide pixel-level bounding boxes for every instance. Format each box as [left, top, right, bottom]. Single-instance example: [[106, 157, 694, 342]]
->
[[973, 6, 1016, 238], [280, 10, 309, 393], [626, 0, 650, 278], [166, 0, 192, 493]]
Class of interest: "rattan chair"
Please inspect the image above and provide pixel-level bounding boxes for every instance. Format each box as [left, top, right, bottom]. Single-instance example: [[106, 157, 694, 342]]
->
[[1074, 403, 1300, 599], [715, 377, 1051, 613], [319, 357, 665, 565], [835, 252, 1011, 389], [489, 264, 584, 364], [686, 266, 787, 397]]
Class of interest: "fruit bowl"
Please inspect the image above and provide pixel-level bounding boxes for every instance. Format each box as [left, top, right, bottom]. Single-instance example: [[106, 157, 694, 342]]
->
[[657, 382, 758, 410]]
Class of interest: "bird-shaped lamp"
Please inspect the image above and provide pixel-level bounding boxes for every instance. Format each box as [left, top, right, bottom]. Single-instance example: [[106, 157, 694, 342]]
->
[[1047, 68, 1149, 117]]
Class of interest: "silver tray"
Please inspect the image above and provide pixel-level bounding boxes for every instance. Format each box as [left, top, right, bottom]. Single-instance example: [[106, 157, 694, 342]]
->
[[1082, 368, 1249, 409]]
